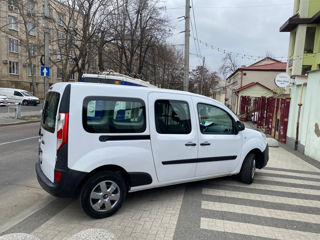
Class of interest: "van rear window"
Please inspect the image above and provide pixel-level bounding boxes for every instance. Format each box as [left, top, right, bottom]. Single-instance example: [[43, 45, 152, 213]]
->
[[83, 97, 146, 133], [42, 92, 60, 133]]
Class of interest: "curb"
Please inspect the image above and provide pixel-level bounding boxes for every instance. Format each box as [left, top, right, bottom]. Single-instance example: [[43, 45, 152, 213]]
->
[[0, 120, 40, 127]]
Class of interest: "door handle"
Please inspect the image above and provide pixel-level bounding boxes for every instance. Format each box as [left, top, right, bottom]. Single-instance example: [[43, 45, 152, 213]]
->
[[200, 141, 211, 146], [185, 142, 196, 147]]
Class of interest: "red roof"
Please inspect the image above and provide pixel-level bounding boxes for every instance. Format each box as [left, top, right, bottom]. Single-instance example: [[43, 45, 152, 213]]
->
[[227, 57, 287, 80], [235, 82, 274, 93], [240, 62, 287, 71]]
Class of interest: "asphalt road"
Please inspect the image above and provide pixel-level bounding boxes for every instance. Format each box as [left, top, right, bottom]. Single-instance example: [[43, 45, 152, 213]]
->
[[0, 104, 42, 113], [0, 122, 47, 227]]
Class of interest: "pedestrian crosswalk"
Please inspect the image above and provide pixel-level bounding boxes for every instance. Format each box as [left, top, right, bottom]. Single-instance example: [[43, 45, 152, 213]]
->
[[198, 167, 320, 239]]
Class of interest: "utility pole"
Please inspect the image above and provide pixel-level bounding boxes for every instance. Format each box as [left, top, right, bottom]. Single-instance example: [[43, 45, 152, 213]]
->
[[200, 57, 205, 95], [184, 0, 190, 91], [43, 0, 50, 97]]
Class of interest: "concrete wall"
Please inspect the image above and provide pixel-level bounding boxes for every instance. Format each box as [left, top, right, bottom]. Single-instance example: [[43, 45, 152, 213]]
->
[[303, 71, 320, 161], [287, 71, 320, 162], [286, 76, 308, 153]]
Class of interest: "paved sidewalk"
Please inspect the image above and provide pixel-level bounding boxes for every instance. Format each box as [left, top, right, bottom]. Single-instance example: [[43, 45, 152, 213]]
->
[[2, 145, 313, 240]]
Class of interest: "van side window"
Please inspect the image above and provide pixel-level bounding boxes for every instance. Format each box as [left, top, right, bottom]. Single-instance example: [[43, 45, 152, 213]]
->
[[197, 103, 234, 134], [155, 100, 191, 134], [83, 97, 146, 133], [14, 91, 23, 96]]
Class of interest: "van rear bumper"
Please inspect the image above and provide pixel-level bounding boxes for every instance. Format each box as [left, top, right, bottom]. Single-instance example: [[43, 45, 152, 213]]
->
[[35, 161, 86, 198]]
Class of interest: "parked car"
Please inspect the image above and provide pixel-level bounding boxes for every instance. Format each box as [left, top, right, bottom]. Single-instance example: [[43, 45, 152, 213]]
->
[[36, 82, 269, 218], [0, 88, 40, 106], [0, 95, 9, 106]]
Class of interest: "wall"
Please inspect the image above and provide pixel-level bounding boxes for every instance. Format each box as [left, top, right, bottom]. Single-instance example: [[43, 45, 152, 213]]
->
[[308, 0, 320, 17], [303, 70, 320, 161], [286, 71, 320, 162], [286, 76, 308, 152], [242, 71, 283, 92]]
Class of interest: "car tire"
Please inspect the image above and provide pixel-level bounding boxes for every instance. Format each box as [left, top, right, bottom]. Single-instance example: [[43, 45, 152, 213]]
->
[[80, 171, 126, 219], [239, 153, 256, 184], [22, 100, 28, 105]]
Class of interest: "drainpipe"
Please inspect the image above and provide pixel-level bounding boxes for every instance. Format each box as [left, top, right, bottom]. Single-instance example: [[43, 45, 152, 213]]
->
[[295, 82, 306, 151], [240, 70, 243, 87]]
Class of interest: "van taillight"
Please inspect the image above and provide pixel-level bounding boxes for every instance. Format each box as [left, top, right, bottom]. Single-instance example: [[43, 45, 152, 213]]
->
[[57, 113, 69, 151]]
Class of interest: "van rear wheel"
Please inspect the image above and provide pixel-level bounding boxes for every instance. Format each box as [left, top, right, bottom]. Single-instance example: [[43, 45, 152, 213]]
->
[[80, 171, 126, 219], [239, 153, 256, 184]]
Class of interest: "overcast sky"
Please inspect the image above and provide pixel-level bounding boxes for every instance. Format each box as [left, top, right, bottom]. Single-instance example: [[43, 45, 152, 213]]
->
[[163, 0, 293, 76]]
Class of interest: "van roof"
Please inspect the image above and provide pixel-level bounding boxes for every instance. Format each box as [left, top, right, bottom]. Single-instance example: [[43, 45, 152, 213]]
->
[[51, 82, 223, 107]]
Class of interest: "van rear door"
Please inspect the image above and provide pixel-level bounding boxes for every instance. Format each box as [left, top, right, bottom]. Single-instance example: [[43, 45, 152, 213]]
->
[[39, 91, 61, 182]]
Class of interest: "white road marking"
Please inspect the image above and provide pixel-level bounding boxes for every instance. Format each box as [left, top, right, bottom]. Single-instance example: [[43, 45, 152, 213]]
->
[[260, 169, 320, 179], [200, 217, 320, 240], [202, 201, 320, 224], [0, 136, 39, 146], [203, 188, 320, 207]]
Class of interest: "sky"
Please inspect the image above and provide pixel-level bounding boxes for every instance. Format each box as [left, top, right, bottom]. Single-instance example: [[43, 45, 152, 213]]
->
[[163, 0, 293, 76]]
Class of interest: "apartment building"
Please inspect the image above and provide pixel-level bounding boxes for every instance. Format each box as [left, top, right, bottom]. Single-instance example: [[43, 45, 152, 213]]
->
[[280, 0, 320, 75], [0, 0, 83, 98]]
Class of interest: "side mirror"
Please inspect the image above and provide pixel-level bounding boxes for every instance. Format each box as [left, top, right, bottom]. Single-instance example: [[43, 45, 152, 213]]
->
[[236, 121, 245, 132]]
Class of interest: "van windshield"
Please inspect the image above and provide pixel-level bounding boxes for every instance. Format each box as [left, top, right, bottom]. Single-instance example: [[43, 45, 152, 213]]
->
[[42, 92, 60, 133]]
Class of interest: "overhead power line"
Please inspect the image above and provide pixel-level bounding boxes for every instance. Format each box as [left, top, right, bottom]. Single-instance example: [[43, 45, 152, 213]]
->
[[190, 34, 320, 62]]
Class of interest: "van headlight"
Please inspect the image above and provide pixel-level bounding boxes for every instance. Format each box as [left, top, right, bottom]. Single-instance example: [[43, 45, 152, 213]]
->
[[261, 132, 267, 141]]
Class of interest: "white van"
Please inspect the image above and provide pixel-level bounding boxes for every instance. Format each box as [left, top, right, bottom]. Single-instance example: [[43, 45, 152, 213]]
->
[[36, 82, 268, 218], [0, 88, 40, 105]]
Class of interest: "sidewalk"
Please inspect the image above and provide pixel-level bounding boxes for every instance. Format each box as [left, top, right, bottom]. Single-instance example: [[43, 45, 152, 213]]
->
[[0, 110, 41, 126]]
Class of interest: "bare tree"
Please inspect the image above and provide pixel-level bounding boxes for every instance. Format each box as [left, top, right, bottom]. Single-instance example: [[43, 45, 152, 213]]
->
[[190, 65, 220, 97], [219, 53, 239, 79], [265, 50, 275, 58], [107, 0, 169, 76]]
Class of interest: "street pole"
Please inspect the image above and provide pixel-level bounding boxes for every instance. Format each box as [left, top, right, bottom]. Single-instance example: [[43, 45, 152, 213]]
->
[[184, 0, 190, 91], [43, 0, 50, 98]]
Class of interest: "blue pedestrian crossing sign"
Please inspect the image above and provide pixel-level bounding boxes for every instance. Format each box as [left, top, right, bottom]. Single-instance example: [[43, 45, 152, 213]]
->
[[40, 66, 50, 77]]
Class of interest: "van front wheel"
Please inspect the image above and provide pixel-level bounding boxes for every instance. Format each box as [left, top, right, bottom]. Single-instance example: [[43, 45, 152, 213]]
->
[[239, 153, 256, 184], [80, 171, 126, 218]]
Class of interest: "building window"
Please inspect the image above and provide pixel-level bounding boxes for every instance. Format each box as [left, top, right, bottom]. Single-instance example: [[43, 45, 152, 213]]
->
[[9, 61, 19, 74], [27, 22, 36, 36], [8, 15, 18, 31], [57, 67, 62, 79], [27, 0, 36, 15], [302, 65, 312, 75], [304, 27, 316, 54], [8, 0, 17, 10], [70, 71, 74, 80], [29, 43, 36, 56], [57, 13, 65, 26], [8, 38, 18, 53], [28, 64, 36, 76]]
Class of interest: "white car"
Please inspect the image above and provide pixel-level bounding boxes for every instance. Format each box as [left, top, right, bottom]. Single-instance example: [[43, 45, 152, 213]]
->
[[0, 88, 40, 106], [36, 82, 268, 218], [0, 95, 9, 106]]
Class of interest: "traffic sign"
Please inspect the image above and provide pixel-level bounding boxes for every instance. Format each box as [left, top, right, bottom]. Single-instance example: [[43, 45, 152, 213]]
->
[[40, 66, 50, 77]]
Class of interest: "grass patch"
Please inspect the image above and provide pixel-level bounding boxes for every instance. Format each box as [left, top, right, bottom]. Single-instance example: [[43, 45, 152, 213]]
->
[[18, 115, 41, 121]]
